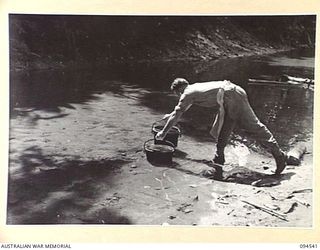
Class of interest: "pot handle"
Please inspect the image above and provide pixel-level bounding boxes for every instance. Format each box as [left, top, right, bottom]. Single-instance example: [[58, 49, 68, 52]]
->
[[160, 140, 175, 148], [152, 119, 182, 137], [144, 139, 155, 152], [151, 119, 164, 133]]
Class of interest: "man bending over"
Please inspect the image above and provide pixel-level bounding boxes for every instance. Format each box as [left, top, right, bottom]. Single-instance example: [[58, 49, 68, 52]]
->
[[155, 78, 287, 179]]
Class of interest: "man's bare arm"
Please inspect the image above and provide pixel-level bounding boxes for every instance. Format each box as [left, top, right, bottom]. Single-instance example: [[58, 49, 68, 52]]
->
[[156, 94, 192, 140]]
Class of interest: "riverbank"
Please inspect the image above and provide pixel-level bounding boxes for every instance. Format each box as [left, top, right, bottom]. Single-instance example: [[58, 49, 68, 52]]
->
[[9, 15, 315, 71]]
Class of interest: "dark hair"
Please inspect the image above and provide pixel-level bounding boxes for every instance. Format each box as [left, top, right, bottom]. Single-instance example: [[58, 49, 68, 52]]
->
[[170, 78, 189, 91]]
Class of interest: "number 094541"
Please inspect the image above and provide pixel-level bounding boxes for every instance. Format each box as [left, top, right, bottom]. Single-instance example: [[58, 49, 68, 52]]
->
[[300, 244, 318, 249]]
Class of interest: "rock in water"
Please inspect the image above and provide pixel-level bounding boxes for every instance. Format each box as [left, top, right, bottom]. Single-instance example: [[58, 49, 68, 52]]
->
[[287, 142, 307, 166]]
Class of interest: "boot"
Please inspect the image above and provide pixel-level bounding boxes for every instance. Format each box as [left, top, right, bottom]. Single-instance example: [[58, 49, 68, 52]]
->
[[274, 151, 287, 175], [201, 164, 223, 180]]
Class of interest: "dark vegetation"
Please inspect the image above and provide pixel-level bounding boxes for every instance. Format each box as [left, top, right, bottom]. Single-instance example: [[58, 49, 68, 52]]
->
[[9, 15, 316, 70]]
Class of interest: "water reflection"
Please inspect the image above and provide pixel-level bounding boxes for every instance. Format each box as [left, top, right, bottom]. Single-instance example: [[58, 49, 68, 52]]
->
[[10, 48, 314, 149]]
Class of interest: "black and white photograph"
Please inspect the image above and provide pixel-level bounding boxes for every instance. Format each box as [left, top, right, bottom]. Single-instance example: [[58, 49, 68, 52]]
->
[[7, 14, 315, 227]]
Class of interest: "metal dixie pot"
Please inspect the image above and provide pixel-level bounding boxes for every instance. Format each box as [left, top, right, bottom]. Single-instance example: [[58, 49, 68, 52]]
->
[[151, 121, 181, 147], [144, 139, 175, 164]]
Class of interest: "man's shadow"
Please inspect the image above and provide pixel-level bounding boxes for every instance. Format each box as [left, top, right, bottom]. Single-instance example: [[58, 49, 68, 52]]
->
[[149, 149, 295, 187]]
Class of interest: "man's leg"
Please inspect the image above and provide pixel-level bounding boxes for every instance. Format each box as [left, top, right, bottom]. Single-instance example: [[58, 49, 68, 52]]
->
[[239, 101, 287, 174], [213, 112, 236, 165], [202, 112, 235, 180]]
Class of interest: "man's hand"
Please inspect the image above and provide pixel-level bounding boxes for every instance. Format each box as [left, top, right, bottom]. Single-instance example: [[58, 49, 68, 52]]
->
[[162, 113, 171, 120], [155, 130, 166, 140]]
